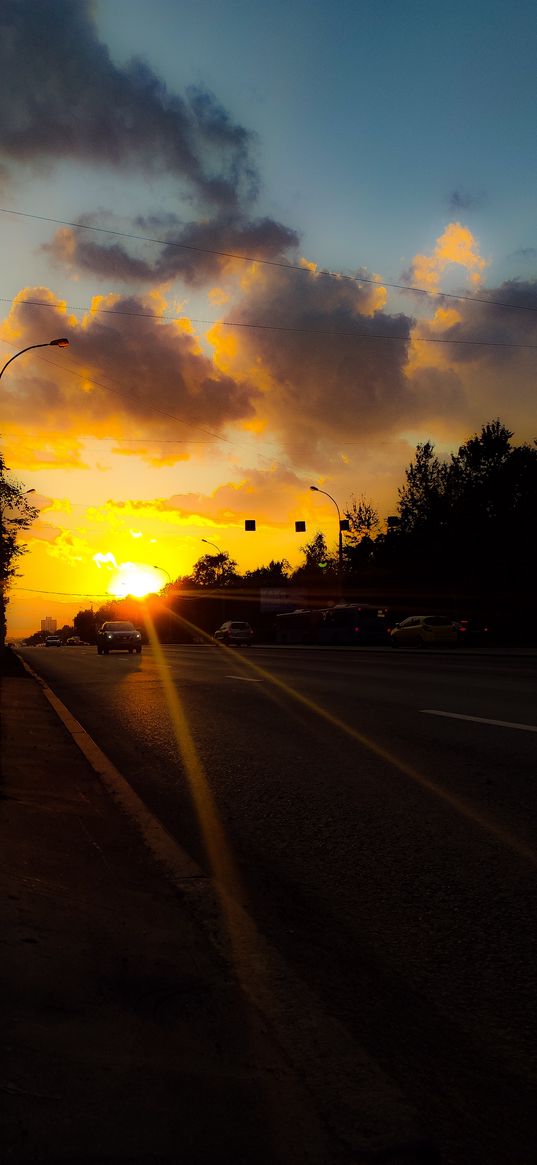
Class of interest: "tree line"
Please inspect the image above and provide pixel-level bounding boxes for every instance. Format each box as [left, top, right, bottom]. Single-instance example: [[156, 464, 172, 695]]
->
[[9, 419, 537, 648]]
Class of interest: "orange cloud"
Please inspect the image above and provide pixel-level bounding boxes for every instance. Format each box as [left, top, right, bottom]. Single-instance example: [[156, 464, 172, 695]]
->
[[0, 287, 259, 468], [409, 222, 488, 292]]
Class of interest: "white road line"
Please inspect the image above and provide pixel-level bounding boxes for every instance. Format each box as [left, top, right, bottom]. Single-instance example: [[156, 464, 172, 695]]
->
[[421, 709, 537, 733], [225, 675, 263, 682]]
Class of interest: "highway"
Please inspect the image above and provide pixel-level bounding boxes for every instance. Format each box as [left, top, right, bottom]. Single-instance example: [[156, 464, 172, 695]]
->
[[20, 642, 537, 1165]]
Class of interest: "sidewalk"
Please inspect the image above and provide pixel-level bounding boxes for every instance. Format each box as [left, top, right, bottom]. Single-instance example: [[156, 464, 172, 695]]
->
[[0, 650, 337, 1164]]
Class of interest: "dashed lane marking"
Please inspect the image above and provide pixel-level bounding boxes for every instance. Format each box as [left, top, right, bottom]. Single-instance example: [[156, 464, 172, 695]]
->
[[421, 709, 537, 733]]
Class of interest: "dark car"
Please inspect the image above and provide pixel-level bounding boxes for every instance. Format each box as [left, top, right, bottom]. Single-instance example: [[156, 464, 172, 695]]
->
[[214, 620, 254, 647], [96, 620, 142, 655], [45, 634, 62, 647], [453, 617, 491, 645]]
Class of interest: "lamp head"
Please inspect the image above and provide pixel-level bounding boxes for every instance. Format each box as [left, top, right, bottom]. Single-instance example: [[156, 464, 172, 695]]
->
[[309, 485, 319, 492], [50, 338, 69, 348]]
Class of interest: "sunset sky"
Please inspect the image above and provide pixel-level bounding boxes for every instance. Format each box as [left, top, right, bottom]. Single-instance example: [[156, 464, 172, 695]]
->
[[1, 0, 536, 636]]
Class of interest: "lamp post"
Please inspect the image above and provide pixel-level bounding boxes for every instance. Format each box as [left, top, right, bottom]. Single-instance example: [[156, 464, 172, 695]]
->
[[201, 537, 224, 582], [201, 538, 222, 556], [0, 337, 69, 381], [310, 485, 344, 587], [201, 538, 225, 622], [153, 564, 171, 585], [153, 565, 173, 642]]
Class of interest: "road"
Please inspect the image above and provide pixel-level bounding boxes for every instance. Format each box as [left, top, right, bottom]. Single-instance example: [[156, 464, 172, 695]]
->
[[21, 643, 537, 1164]]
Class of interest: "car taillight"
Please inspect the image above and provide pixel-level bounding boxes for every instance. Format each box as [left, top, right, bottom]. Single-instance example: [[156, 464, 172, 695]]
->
[[354, 627, 360, 633]]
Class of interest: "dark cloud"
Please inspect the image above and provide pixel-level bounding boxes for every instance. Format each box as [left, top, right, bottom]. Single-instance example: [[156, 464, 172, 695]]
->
[[0, 0, 257, 208], [511, 247, 537, 261], [215, 266, 425, 461], [447, 189, 485, 212], [43, 213, 299, 286], [424, 280, 537, 366], [2, 289, 259, 452], [406, 279, 537, 441]]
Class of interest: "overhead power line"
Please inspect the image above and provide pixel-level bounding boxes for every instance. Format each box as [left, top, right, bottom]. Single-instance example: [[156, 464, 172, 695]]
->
[[1, 205, 536, 315], [2, 294, 537, 351]]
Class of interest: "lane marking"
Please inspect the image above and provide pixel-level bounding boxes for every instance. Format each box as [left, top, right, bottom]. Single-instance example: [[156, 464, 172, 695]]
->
[[225, 674, 263, 682], [422, 709, 537, 733], [16, 654, 420, 1152]]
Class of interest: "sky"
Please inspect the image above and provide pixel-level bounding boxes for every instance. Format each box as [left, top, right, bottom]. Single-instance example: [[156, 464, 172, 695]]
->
[[1, 0, 536, 636]]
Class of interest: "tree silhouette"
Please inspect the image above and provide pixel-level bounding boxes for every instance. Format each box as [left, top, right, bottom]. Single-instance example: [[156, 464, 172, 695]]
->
[[0, 451, 38, 648], [192, 551, 239, 587]]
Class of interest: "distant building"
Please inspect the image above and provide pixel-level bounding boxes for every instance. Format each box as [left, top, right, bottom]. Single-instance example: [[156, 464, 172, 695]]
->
[[41, 617, 57, 633]]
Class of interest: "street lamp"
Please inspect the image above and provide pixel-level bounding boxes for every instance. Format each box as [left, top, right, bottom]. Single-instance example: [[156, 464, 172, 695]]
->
[[0, 337, 69, 381], [310, 485, 344, 584], [153, 564, 172, 584], [201, 538, 222, 555], [153, 565, 174, 642]]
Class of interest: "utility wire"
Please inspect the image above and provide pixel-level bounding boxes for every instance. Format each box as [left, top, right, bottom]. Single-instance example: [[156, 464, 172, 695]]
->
[[1, 205, 536, 315], [2, 294, 537, 351]]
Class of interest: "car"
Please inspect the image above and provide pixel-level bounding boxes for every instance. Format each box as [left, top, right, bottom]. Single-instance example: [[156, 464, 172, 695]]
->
[[45, 635, 62, 647], [452, 617, 491, 645], [390, 615, 457, 648], [96, 620, 142, 655], [66, 636, 87, 646], [214, 620, 254, 647]]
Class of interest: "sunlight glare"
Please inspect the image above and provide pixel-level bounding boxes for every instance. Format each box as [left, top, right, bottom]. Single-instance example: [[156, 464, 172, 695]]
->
[[108, 562, 162, 598]]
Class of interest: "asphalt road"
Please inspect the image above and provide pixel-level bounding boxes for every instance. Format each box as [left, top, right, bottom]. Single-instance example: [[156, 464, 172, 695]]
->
[[21, 643, 537, 1164]]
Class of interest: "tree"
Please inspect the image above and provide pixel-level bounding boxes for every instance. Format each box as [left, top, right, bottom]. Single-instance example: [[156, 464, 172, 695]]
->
[[397, 440, 449, 535], [290, 532, 336, 586], [192, 551, 239, 588], [0, 451, 38, 649], [344, 494, 380, 544], [242, 559, 290, 586], [74, 609, 98, 644]]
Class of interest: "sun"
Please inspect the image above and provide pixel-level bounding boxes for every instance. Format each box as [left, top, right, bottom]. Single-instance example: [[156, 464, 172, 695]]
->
[[108, 563, 163, 599]]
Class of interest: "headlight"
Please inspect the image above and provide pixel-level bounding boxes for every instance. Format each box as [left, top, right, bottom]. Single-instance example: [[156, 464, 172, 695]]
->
[[136, 633, 141, 639], [107, 634, 113, 639]]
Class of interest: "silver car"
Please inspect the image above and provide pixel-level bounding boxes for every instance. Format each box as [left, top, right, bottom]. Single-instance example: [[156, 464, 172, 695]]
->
[[390, 615, 457, 648], [214, 620, 254, 647]]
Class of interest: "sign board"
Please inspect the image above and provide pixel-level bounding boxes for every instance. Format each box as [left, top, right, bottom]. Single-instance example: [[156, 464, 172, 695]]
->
[[244, 519, 256, 531], [295, 520, 306, 532]]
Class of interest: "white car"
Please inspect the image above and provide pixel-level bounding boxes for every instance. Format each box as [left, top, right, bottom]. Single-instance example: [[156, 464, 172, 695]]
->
[[390, 615, 457, 648]]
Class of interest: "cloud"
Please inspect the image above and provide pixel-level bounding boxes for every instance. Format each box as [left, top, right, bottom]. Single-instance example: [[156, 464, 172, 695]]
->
[[92, 464, 311, 529], [403, 278, 537, 439], [43, 213, 299, 287], [93, 552, 118, 569], [0, 0, 257, 209], [0, 287, 259, 462], [511, 247, 537, 262], [405, 222, 488, 292], [207, 261, 424, 462], [447, 189, 485, 212]]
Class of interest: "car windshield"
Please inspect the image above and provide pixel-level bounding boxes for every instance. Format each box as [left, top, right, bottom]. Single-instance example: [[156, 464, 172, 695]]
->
[[230, 622, 250, 629], [103, 622, 136, 632]]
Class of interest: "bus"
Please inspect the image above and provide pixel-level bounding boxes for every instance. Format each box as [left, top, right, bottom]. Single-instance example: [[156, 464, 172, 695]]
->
[[317, 604, 390, 645], [274, 604, 391, 646], [274, 608, 325, 644]]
